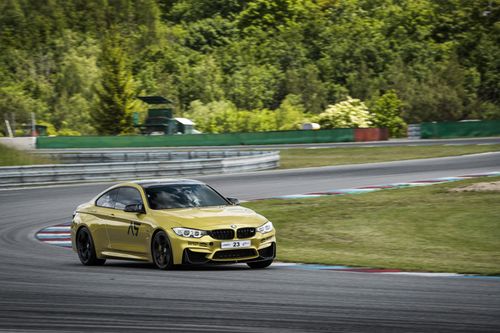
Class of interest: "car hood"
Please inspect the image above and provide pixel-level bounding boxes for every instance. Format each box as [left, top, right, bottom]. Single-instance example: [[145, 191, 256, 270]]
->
[[150, 205, 267, 229]]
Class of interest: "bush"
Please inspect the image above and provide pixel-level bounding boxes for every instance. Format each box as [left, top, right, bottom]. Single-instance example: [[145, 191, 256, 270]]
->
[[370, 90, 407, 137], [36, 121, 57, 136], [275, 94, 305, 130], [187, 98, 308, 133], [57, 128, 82, 136], [317, 97, 372, 128], [187, 100, 238, 133]]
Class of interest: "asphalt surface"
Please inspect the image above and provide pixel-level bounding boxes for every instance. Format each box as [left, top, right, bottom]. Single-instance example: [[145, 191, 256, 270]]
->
[[1, 153, 500, 332]]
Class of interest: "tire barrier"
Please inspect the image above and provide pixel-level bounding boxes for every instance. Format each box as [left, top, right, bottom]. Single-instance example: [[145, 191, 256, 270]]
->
[[407, 124, 421, 139]]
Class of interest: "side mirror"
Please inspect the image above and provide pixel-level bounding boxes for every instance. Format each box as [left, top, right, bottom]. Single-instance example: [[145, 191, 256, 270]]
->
[[227, 197, 240, 205], [124, 203, 145, 214]]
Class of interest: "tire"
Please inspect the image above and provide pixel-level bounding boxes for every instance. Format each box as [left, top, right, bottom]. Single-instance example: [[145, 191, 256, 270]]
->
[[151, 231, 174, 270], [76, 227, 106, 266], [247, 259, 273, 269]]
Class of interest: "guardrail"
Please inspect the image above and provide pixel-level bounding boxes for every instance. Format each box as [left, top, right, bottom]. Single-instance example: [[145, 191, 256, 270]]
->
[[34, 150, 267, 164], [0, 151, 279, 188]]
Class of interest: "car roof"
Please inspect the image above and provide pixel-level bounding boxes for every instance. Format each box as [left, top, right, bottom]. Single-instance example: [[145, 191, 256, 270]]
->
[[130, 178, 205, 188]]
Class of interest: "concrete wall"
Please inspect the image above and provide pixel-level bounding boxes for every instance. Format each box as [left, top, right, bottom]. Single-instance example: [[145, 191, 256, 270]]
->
[[0, 137, 36, 150]]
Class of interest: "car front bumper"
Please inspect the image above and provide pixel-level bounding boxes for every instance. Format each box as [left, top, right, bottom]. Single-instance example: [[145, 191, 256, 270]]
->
[[167, 230, 276, 265]]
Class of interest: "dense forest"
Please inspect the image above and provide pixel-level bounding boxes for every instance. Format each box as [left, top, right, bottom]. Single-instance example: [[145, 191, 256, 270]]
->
[[0, 0, 499, 136]]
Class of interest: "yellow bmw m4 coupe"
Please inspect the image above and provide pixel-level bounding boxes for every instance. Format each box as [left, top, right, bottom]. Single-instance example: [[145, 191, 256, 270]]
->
[[71, 179, 276, 269]]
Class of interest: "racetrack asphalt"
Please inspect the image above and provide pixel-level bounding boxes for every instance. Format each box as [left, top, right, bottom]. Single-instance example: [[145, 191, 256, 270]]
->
[[1, 152, 500, 332]]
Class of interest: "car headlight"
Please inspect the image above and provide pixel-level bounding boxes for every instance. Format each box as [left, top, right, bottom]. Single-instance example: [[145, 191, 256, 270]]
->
[[257, 221, 273, 234], [172, 227, 207, 238]]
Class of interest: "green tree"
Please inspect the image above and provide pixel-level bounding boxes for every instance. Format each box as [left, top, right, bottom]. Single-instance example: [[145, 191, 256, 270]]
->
[[236, 0, 311, 33], [175, 55, 225, 109], [370, 90, 407, 137], [226, 64, 282, 110], [285, 64, 327, 114], [187, 100, 238, 133], [0, 84, 48, 130], [51, 34, 100, 134], [1, 0, 499, 136], [92, 34, 137, 135], [167, 0, 244, 22], [275, 94, 305, 130]]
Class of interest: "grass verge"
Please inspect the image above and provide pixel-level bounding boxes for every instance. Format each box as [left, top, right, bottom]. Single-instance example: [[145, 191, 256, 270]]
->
[[279, 144, 500, 169], [0, 143, 55, 166], [243, 176, 500, 275]]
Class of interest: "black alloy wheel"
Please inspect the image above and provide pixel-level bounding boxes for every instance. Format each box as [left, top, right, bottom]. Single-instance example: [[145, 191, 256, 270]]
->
[[247, 259, 273, 269], [76, 227, 106, 266], [152, 231, 174, 270]]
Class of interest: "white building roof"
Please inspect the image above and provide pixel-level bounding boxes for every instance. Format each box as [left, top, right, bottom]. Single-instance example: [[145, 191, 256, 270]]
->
[[174, 118, 195, 125]]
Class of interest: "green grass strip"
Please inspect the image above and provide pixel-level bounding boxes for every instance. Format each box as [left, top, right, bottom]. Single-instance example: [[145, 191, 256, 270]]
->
[[244, 176, 500, 275], [279, 144, 500, 169], [0, 143, 56, 166]]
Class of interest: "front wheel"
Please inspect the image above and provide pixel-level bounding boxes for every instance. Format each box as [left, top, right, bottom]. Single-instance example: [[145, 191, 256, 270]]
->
[[76, 227, 106, 266], [247, 259, 273, 269], [151, 231, 174, 270]]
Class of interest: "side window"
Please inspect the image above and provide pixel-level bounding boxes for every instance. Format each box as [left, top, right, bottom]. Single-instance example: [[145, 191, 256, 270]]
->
[[115, 187, 143, 210], [96, 189, 119, 208]]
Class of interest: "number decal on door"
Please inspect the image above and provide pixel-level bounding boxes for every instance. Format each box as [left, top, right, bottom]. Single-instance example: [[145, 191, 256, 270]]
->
[[128, 221, 140, 236]]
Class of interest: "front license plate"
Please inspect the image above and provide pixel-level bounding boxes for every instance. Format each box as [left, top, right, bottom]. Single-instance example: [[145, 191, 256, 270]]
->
[[221, 240, 251, 249]]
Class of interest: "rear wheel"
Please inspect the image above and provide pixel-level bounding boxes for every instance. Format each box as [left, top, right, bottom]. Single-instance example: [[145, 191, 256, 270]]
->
[[76, 227, 106, 266], [152, 231, 174, 270], [247, 259, 273, 269]]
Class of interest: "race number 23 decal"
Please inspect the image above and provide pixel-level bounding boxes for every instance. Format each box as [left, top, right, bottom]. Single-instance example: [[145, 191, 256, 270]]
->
[[128, 221, 140, 236]]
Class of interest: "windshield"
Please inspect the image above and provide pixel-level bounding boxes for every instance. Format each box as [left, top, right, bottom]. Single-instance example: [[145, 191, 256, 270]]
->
[[145, 184, 229, 210]]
